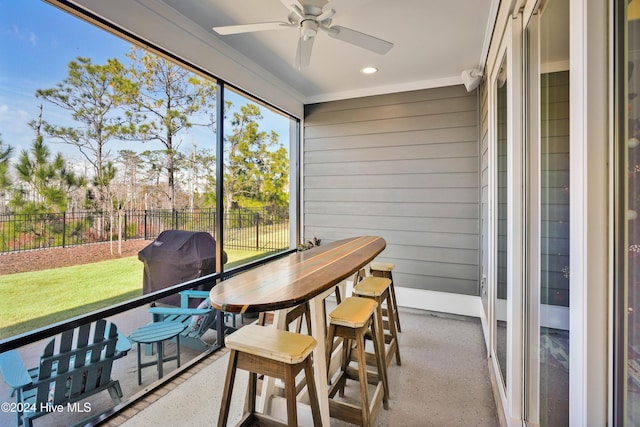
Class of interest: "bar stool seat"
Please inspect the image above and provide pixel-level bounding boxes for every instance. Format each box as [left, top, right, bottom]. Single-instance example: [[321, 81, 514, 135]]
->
[[370, 262, 394, 272], [326, 297, 389, 426], [353, 277, 401, 368], [370, 262, 401, 333], [218, 324, 322, 427]]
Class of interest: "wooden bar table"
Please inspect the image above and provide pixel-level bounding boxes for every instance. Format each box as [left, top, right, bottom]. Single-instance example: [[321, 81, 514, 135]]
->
[[209, 235, 386, 425]]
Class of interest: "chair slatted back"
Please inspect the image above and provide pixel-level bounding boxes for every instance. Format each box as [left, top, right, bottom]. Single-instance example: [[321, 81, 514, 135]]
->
[[33, 319, 118, 405], [159, 308, 217, 338]]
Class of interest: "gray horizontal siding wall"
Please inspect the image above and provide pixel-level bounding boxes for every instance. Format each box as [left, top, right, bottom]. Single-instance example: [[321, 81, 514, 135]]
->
[[303, 86, 480, 296]]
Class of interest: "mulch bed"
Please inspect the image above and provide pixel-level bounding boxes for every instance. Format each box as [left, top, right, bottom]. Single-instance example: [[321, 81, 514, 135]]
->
[[0, 239, 151, 275]]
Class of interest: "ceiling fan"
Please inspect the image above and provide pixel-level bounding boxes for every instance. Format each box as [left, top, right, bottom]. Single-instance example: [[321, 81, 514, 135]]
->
[[212, 0, 393, 69]]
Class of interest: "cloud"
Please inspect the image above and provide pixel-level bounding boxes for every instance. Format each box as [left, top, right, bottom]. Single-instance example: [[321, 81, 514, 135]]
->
[[0, 104, 30, 129], [0, 103, 33, 149], [8, 24, 37, 46]]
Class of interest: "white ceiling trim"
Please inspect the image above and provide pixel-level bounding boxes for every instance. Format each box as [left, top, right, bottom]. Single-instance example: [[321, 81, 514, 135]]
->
[[305, 75, 464, 104]]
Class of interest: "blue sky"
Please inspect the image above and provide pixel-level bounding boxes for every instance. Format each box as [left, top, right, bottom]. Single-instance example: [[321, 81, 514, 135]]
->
[[0, 0, 131, 158], [0, 0, 290, 165]]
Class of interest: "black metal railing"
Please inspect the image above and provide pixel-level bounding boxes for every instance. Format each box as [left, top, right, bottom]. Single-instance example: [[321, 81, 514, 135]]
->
[[0, 207, 289, 253]]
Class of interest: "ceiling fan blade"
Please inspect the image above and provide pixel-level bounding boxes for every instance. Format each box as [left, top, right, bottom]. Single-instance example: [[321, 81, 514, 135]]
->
[[325, 25, 393, 54], [213, 22, 293, 35], [316, 7, 336, 23], [295, 36, 314, 69]]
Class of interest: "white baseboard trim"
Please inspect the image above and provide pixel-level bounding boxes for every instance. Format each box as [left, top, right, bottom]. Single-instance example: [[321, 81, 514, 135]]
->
[[395, 287, 484, 318]]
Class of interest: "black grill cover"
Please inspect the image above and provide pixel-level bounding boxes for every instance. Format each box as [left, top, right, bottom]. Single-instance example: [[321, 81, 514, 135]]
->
[[138, 230, 227, 306]]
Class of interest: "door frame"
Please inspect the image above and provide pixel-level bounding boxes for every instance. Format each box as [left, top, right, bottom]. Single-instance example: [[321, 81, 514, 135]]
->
[[487, 13, 526, 425]]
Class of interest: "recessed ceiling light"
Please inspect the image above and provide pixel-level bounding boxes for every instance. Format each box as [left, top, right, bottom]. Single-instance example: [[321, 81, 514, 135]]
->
[[361, 67, 378, 74]]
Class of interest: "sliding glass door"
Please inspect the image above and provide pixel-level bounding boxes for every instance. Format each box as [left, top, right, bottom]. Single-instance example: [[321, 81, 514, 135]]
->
[[525, 0, 570, 425], [495, 54, 509, 388], [617, 0, 640, 424]]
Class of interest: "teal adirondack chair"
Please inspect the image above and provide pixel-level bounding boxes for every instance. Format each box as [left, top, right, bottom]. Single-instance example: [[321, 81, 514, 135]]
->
[[148, 290, 237, 351], [0, 319, 130, 427]]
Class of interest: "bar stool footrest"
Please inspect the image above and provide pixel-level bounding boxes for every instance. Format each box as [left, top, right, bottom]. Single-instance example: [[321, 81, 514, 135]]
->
[[236, 411, 293, 427], [345, 365, 383, 386], [328, 382, 385, 426], [364, 330, 394, 345]]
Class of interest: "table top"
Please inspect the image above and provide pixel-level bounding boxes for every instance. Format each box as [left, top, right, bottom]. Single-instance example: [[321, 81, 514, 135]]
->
[[130, 321, 187, 344], [210, 236, 386, 314]]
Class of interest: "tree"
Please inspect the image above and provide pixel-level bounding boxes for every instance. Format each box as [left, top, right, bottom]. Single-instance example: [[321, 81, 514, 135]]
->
[[198, 148, 218, 208], [35, 57, 137, 211], [11, 120, 85, 213], [259, 143, 289, 206], [124, 48, 217, 209], [224, 103, 289, 209], [189, 144, 217, 208], [0, 134, 13, 212], [138, 149, 167, 209], [118, 149, 143, 210], [94, 161, 123, 254]]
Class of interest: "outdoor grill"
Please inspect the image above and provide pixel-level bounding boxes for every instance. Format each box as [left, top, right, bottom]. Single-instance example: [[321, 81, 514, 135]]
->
[[138, 230, 227, 306]]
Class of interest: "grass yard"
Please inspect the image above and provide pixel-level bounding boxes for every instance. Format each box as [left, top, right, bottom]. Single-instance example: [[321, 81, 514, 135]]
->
[[0, 257, 142, 339], [0, 248, 277, 339]]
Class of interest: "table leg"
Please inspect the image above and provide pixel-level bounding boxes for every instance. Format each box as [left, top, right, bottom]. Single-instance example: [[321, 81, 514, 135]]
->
[[137, 343, 142, 385], [176, 335, 181, 368], [254, 283, 343, 425], [308, 288, 333, 426], [157, 341, 164, 379]]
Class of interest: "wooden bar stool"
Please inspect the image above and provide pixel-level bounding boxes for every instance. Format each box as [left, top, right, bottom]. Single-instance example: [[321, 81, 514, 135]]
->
[[257, 302, 313, 403], [353, 276, 402, 368], [370, 262, 401, 332], [326, 297, 389, 426], [218, 324, 322, 427], [258, 301, 313, 335]]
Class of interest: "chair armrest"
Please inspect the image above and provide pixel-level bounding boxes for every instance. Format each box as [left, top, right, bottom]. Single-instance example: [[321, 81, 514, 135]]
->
[[115, 332, 132, 358], [179, 290, 210, 307], [180, 290, 210, 298], [149, 307, 211, 317], [0, 350, 32, 390]]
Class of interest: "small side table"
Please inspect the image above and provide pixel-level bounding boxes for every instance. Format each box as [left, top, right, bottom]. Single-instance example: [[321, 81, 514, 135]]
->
[[130, 321, 187, 385]]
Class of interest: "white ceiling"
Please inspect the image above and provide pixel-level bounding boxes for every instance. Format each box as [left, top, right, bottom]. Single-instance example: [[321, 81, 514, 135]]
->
[[159, 0, 497, 104]]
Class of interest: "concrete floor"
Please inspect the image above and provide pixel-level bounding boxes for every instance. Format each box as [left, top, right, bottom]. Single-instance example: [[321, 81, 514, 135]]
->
[[0, 305, 499, 426], [112, 307, 500, 427]]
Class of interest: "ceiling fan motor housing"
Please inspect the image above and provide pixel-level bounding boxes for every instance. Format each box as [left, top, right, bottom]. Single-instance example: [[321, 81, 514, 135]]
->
[[300, 19, 319, 40]]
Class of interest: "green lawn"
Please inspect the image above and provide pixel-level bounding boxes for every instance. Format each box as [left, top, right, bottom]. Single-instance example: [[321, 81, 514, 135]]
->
[[0, 248, 277, 339]]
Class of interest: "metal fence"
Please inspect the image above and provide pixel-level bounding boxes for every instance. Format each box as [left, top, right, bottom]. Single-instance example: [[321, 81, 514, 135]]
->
[[0, 207, 289, 253]]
